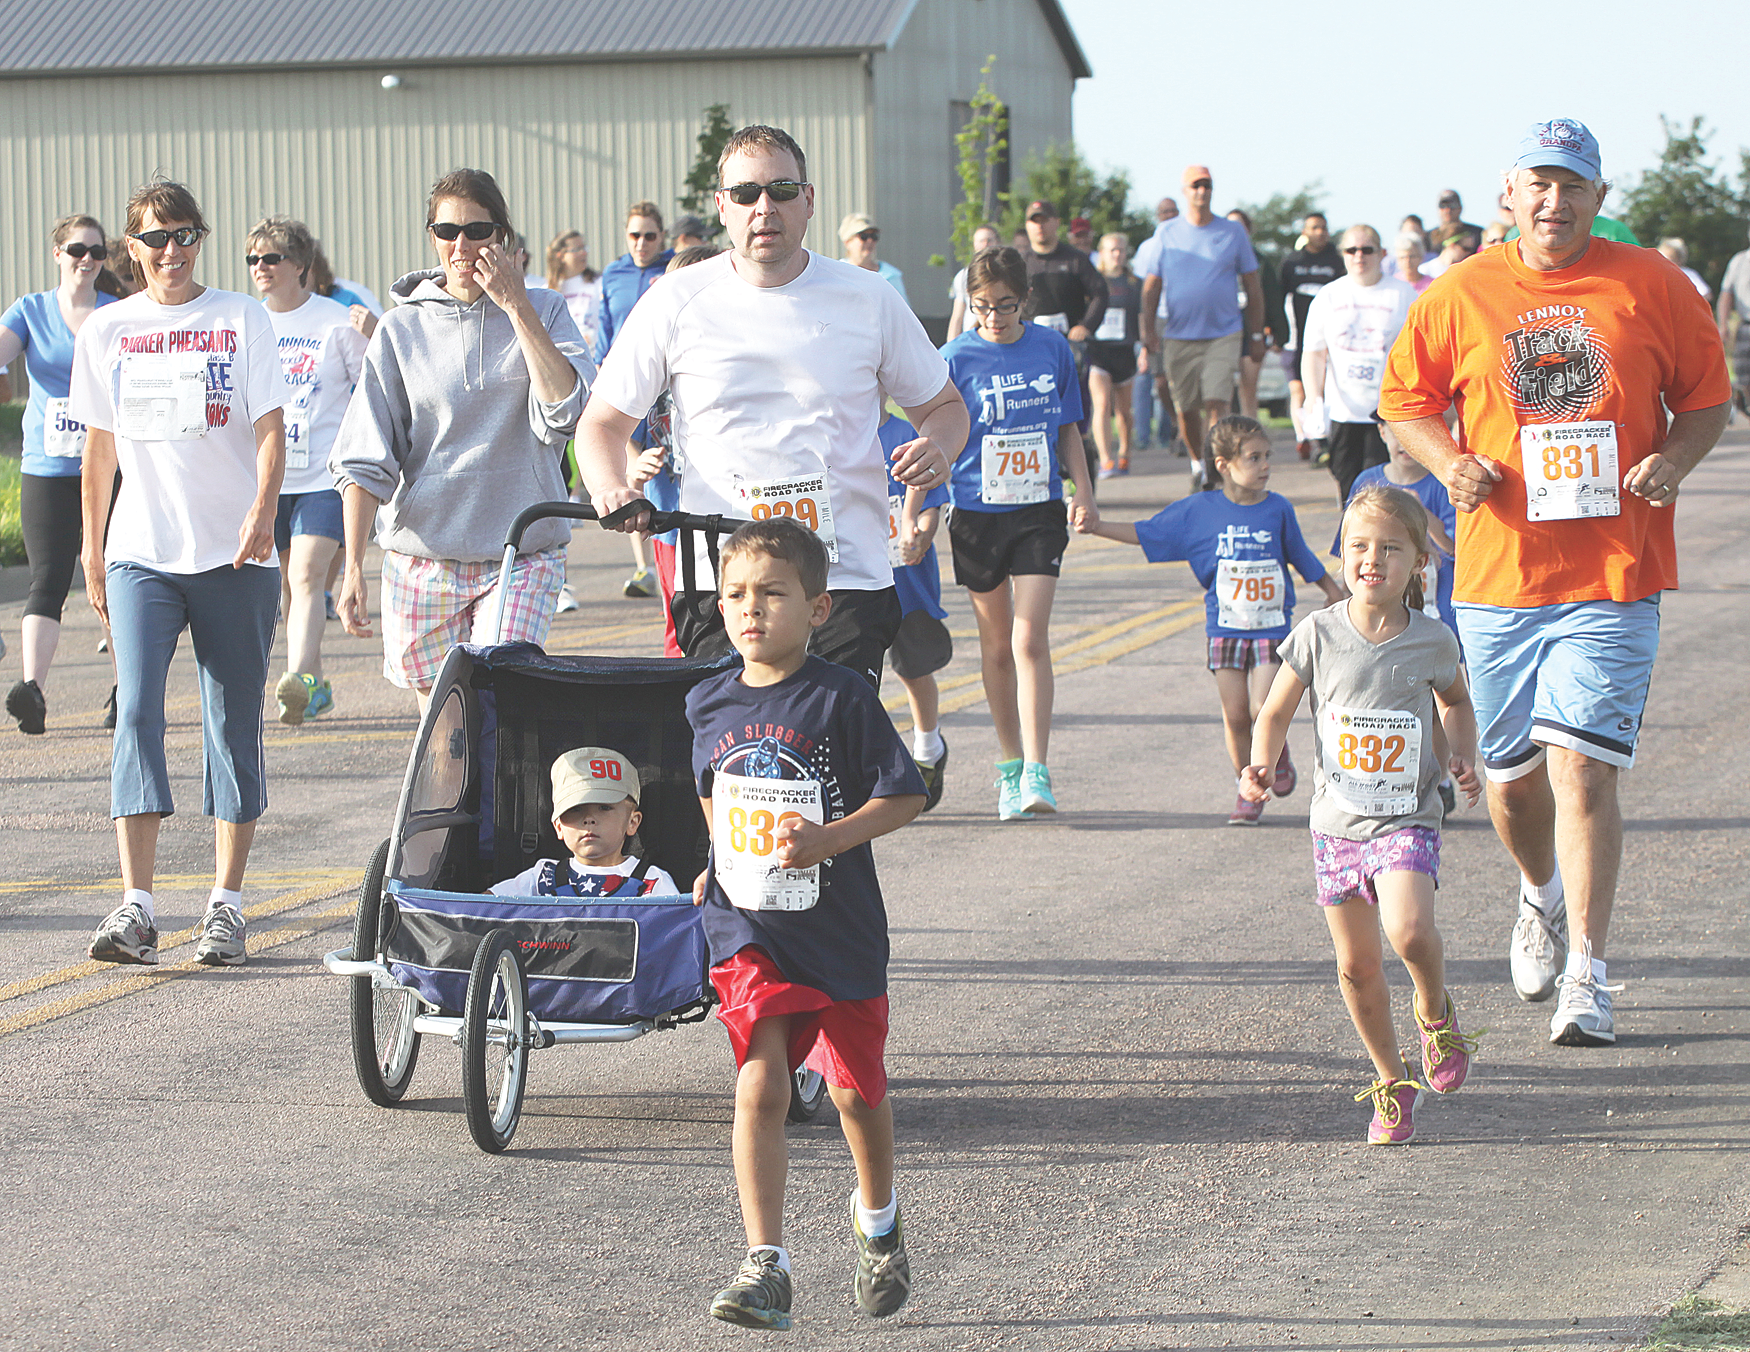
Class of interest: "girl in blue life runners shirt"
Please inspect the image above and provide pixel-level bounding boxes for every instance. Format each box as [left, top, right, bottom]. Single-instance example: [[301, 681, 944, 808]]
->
[[941, 246, 1097, 822], [1077, 415, 1341, 825], [1238, 483, 1484, 1146]]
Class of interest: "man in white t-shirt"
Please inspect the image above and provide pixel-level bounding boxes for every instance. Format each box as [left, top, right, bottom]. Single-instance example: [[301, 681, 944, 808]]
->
[[1717, 228, 1750, 413], [575, 124, 969, 689], [1301, 223, 1418, 503]]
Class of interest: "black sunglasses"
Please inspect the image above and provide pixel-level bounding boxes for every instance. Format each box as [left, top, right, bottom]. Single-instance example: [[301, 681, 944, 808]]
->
[[61, 242, 108, 261], [627, 230, 660, 242], [429, 221, 499, 242], [245, 253, 287, 267], [130, 227, 204, 249], [855, 229, 880, 243], [721, 179, 807, 206], [1343, 246, 1380, 256], [1189, 179, 1212, 190]]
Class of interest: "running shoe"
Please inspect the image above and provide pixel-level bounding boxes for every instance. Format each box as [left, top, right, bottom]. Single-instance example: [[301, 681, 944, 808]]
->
[[1550, 943, 1623, 1047], [324, 591, 339, 622], [1272, 744, 1297, 797], [1415, 994, 1481, 1094], [101, 685, 117, 731], [1313, 445, 1331, 468], [1509, 897, 1568, 1003], [1356, 1078, 1422, 1145], [623, 570, 654, 599], [916, 737, 948, 813], [852, 1200, 912, 1319], [1228, 793, 1263, 826], [97, 635, 108, 653], [555, 585, 580, 614], [88, 899, 158, 965], [1296, 440, 1311, 461], [1098, 466, 1118, 481], [709, 1250, 792, 1331], [1438, 780, 1457, 816], [306, 679, 334, 719], [194, 903, 248, 967], [1116, 457, 1130, 475], [996, 760, 1031, 822], [275, 671, 313, 726], [1019, 762, 1057, 815], [6, 678, 46, 735]]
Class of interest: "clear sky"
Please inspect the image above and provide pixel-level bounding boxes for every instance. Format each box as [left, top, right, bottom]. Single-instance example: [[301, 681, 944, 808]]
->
[[1057, 0, 1750, 240]]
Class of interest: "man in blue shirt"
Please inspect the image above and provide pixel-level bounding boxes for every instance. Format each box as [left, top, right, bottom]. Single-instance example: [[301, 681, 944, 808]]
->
[[1139, 165, 1265, 475]]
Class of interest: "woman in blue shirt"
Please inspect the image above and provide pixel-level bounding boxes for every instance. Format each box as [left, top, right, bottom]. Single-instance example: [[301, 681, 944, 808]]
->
[[0, 214, 124, 734]]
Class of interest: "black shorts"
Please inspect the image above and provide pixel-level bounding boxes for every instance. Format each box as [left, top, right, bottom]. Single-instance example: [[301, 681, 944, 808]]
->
[[949, 500, 1070, 594], [1326, 419, 1389, 504], [671, 585, 902, 692], [889, 607, 952, 680], [1085, 342, 1137, 385]]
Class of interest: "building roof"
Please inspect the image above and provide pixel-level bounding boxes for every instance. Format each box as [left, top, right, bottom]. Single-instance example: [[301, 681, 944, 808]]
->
[[1, 0, 1091, 80]]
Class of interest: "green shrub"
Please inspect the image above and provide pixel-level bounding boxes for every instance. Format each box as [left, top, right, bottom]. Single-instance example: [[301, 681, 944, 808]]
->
[[0, 454, 23, 567]]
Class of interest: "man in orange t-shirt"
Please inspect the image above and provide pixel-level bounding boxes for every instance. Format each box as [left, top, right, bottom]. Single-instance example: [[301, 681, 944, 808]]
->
[[1380, 118, 1730, 1050]]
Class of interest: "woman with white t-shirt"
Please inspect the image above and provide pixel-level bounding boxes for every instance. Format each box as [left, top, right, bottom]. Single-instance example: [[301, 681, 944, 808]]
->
[[72, 179, 291, 971], [246, 215, 368, 725], [1, 215, 126, 735], [545, 230, 601, 351]]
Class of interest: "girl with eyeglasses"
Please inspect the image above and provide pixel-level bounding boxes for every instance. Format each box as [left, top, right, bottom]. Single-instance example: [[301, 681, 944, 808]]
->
[[1, 215, 127, 735], [940, 246, 1099, 821], [72, 178, 294, 970], [329, 168, 593, 713]]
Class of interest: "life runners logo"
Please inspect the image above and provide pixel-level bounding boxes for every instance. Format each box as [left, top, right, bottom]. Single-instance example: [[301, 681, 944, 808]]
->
[[1500, 306, 1614, 422]]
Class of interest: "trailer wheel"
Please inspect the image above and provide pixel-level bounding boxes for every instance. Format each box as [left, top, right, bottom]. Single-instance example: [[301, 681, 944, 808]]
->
[[348, 839, 421, 1106], [462, 927, 530, 1153]]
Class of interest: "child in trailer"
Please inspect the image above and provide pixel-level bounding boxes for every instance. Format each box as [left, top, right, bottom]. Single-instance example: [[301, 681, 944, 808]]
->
[[881, 409, 954, 809], [1241, 484, 1484, 1145], [1076, 415, 1342, 824], [686, 517, 927, 1331], [940, 246, 1098, 821], [490, 746, 678, 897]]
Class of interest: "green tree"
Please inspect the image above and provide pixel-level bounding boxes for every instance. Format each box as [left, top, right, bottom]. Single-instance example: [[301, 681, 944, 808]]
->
[[1233, 182, 1327, 276], [1618, 116, 1750, 292], [1001, 143, 1153, 250], [948, 57, 1009, 266], [678, 103, 735, 230]]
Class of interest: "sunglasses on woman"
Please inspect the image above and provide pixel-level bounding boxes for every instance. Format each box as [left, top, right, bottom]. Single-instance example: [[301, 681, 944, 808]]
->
[[130, 227, 204, 249], [61, 242, 108, 261], [245, 253, 287, 267], [429, 221, 499, 242], [721, 180, 807, 206]]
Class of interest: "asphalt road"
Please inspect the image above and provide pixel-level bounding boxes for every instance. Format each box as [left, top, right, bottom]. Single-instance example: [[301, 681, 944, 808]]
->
[[1, 427, 1746, 1352]]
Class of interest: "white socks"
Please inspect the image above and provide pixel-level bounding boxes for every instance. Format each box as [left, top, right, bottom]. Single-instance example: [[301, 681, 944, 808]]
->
[[124, 888, 154, 921], [749, 1244, 790, 1273], [1566, 937, 1607, 984], [855, 1189, 898, 1239], [911, 727, 945, 766], [1522, 863, 1563, 912], [208, 886, 242, 915]]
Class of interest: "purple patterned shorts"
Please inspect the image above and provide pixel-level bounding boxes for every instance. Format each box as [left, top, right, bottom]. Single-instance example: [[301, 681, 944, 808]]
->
[[1311, 827, 1441, 907]]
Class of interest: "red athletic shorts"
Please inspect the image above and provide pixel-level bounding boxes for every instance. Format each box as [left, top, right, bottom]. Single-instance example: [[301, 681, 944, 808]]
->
[[710, 946, 890, 1108]]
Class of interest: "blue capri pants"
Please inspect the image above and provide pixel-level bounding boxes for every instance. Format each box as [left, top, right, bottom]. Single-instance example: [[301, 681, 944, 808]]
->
[[106, 561, 279, 823]]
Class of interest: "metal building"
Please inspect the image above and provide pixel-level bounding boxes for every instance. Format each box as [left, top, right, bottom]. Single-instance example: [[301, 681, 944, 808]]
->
[[0, 0, 1089, 333]]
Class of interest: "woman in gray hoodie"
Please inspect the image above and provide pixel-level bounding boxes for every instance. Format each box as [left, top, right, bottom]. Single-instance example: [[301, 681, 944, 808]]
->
[[329, 168, 594, 710]]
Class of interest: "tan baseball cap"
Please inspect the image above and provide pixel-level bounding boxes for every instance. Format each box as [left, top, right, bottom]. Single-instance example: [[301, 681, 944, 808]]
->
[[839, 212, 877, 242], [1183, 164, 1213, 187], [550, 747, 641, 820]]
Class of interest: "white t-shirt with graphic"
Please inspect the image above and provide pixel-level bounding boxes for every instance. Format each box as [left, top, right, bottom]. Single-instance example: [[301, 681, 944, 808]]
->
[[70, 288, 290, 573], [267, 293, 367, 495], [590, 251, 951, 591], [1302, 274, 1419, 424]]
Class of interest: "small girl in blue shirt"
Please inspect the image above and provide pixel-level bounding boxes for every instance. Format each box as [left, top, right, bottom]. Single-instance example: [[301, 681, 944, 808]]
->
[[1079, 415, 1341, 824]]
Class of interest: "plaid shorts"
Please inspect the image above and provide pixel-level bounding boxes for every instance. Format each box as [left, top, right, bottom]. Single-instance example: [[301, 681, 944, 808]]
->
[[380, 548, 565, 690], [1207, 636, 1283, 671]]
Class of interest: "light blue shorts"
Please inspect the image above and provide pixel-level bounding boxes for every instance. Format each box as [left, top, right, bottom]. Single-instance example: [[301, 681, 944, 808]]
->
[[1456, 596, 1660, 780]]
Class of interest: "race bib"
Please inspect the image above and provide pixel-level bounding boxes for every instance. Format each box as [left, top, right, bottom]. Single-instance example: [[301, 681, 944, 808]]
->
[[887, 493, 906, 568], [712, 772, 825, 912], [1416, 554, 1440, 612], [117, 352, 208, 441], [1093, 307, 1126, 343], [980, 430, 1050, 506], [734, 471, 838, 562], [1034, 312, 1069, 334], [1521, 421, 1619, 521], [284, 394, 313, 470], [1215, 557, 1285, 630], [43, 398, 84, 458], [1320, 704, 1423, 818]]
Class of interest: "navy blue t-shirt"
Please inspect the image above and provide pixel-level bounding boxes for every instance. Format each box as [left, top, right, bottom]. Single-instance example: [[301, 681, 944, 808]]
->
[[940, 323, 1082, 513], [1133, 490, 1327, 640], [687, 655, 926, 1001], [880, 415, 950, 619]]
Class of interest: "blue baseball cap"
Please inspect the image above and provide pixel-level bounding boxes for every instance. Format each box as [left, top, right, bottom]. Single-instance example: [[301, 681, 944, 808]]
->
[[1513, 118, 1601, 179]]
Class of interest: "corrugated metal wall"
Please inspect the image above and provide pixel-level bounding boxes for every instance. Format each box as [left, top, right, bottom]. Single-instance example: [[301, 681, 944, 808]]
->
[[871, 0, 1076, 325], [0, 56, 872, 313]]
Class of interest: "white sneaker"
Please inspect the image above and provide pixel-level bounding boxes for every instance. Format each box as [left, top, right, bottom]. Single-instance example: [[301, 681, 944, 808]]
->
[[194, 904, 248, 967], [555, 586, 580, 614], [88, 900, 158, 965], [1549, 943, 1623, 1046], [1509, 897, 1567, 1002]]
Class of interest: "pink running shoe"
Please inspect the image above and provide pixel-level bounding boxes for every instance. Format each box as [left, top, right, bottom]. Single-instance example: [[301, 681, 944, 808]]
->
[[1355, 1078, 1423, 1145], [1272, 745, 1297, 797], [1227, 793, 1264, 826], [1416, 995, 1482, 1094]]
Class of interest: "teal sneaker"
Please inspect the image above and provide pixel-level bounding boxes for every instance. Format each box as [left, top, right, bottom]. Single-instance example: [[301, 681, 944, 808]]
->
[[710, 1249, 792, 1330], [996, 759, 1030, 822], [1020, 762, 1056, 814], [305, 678, 334, 720], [852, 1199, 911, 1318], [276, 672, 331, 725]]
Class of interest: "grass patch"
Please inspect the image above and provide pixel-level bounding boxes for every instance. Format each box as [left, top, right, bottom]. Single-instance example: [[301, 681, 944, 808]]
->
[[1644, 1294, 1750, 1350]]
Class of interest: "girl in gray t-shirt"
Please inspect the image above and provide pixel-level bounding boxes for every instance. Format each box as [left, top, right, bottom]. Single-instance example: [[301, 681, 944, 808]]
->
[[1240, 484, 1483, 1146]]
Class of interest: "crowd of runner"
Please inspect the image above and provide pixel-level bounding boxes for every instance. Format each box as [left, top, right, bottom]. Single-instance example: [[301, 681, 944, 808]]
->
[[0, 113, 1739, 1330]]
